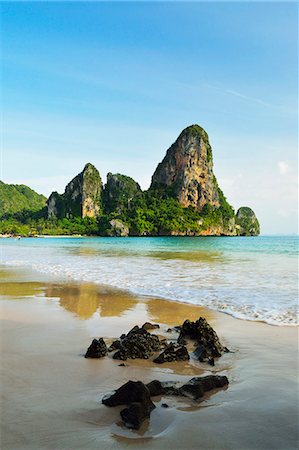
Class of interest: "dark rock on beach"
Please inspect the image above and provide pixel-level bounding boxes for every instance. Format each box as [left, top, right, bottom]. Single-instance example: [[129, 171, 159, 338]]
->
[[177, 375, 229, 400], [102, 380, 155, 429], [158, 375, 229, 399], [102, 375, 229, 429], [108, 340, 121, 352], [120, 400, 155, 430], [153, 343, 190, 364], [112, 325, 161, 360], [146, 380, 164, 396], [102, 380, 153, 407], [142, 322, 160, 331], [178, 317, 228, 362], [84, 338, 107, 358]]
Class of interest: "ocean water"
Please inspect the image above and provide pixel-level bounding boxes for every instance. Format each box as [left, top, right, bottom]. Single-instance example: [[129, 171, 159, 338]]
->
[[1, 236, 298, 326]]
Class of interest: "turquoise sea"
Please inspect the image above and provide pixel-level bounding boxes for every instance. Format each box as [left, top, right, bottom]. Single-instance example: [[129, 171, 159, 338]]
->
[[1, 235, 298, 326]]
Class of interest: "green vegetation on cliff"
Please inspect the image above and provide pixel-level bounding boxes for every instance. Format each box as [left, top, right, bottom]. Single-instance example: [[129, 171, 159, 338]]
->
[[103, 173, 141, 214], [0, 181, 46, 218], [100, 187, 235, 236], [0, 187, 236, 237], [0, 125, 260, 237], [236, 207, 260, 236], [0, 216, 99, 236]]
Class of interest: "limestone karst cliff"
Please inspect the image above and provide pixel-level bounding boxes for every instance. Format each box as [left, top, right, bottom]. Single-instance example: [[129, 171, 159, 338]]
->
[[47, 163, 102, 219], [47, 192, 65, 219], [150, 125, 220, 210], [43, 124, 260, 236], [103, 173, 141, 214], [236, 207, 260, 236]]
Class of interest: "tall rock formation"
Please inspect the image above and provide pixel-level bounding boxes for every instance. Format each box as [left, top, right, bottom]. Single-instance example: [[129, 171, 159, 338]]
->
[[236, 207, 260, 236], [47, 192, 65, 219], [64, 163, 102, 218], [47, 163, 102, 219], [103, 173, 141, 214], [150, 125, 220, 210], [43, 124, 260, 236]]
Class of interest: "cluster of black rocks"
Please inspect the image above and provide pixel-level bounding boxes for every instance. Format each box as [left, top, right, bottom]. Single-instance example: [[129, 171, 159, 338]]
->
[[102, 376, 229, 429], [85, 317, 229, 365], [109, 324, 162, 360], [177, 317, 230, 365], [84, 318, 230, 430]]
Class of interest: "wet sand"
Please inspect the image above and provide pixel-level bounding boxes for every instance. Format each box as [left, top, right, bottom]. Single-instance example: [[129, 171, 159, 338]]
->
[[0, 267, 298, 450]]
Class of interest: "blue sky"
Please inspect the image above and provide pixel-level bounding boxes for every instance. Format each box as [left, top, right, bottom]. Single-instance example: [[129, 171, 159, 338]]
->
[[1, 1, 298, 234]]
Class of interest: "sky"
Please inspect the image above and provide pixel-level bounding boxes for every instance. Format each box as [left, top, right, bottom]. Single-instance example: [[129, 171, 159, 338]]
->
[[1, 1, 298, 234]]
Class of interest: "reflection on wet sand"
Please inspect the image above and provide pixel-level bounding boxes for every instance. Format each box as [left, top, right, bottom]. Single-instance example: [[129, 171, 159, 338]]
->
[[0, 281, 43, 297], [147, 297, 217, 326], [0, 268, 16, 280], [45, 283, 138, 319]]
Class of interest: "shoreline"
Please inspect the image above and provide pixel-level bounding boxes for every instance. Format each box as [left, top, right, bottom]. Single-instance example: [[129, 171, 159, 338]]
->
[[0, 261, 296, 328], [0, 267, 298, 449], [1, 234, 262, 239]]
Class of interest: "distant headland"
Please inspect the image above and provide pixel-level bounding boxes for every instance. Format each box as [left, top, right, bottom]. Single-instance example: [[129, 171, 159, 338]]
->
[[0, 125, 259, 237]]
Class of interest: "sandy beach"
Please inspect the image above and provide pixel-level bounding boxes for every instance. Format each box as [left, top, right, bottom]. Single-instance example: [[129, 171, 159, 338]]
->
[[0, 266, 298, 450]]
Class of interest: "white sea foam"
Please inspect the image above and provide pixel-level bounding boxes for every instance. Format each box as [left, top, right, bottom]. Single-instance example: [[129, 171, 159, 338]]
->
[[1, 237, 298, 326]]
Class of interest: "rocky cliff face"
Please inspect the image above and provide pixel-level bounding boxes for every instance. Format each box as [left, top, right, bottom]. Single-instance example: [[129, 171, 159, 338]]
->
[[103, 173, 141, 214], [236, 207, 260, 236], [47, 163, 102, 219], [47, 192, 65, 219], [150, 125, 220, 210], [44, 125, 260, 236]]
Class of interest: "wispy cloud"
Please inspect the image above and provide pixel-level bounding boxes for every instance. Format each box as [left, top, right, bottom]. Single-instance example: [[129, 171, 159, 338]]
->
[[277, 161, 290, 175], [225, 89, 271, 107]]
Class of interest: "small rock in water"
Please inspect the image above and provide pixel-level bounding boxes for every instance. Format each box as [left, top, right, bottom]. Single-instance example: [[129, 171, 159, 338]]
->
[[178, 375, 229, 400], [158, 375, 229, 400], [102, 380, 155, 430], [161, 403, 169, 408], [142, 322, 160, 331], [84, 338, 107, 358]]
